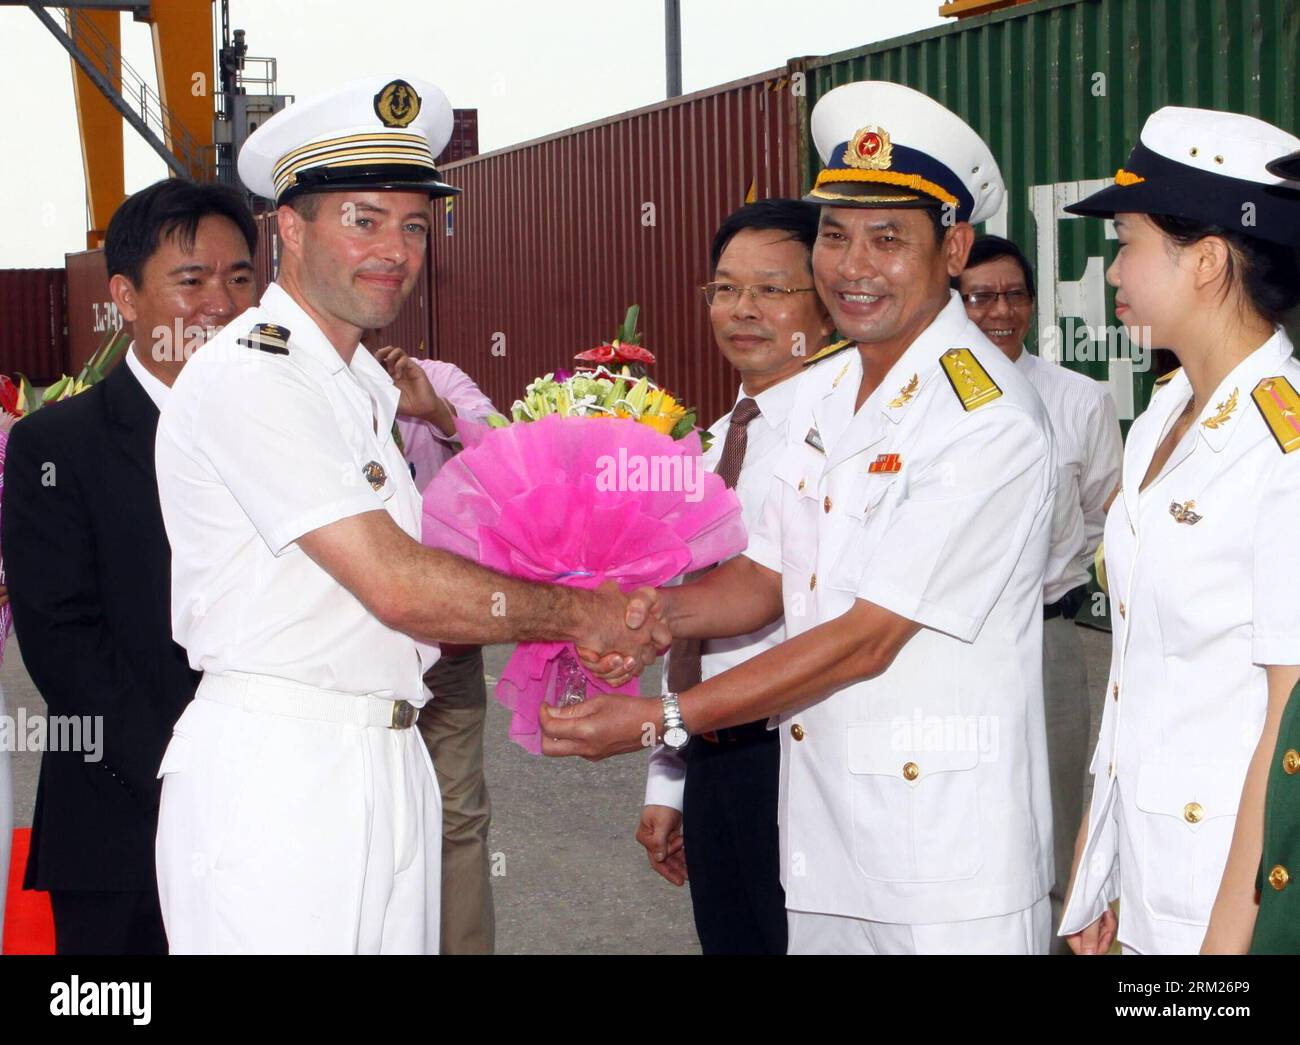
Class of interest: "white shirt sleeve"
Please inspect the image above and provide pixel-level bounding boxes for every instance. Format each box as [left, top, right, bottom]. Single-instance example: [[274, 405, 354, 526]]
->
[[1078, 388, 1123, 562], [644, 743, 687, 810], [193, 355, 386, 555], [855, 406, 1054, 642]]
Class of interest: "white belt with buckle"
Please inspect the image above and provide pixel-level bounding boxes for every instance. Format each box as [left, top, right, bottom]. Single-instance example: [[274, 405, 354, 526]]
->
[[197, 671, 421, 730]]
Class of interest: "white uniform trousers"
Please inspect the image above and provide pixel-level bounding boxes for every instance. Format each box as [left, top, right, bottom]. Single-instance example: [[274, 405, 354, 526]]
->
[[156, 671, 442, 954], [787, 895, 1051, 955]]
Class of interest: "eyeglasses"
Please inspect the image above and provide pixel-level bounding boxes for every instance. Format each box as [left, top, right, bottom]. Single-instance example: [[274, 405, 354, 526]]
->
[[700, 282, 818, 307], [961, 289, 1034, 309]]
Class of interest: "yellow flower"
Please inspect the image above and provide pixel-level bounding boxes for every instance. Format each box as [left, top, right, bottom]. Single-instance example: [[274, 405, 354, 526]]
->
[[638, 413, 679, 435]]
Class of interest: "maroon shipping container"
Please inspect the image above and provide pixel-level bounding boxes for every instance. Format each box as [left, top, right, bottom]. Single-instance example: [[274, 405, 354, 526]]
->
[[0, 268, 68, 384], [65, 249, 116, 377], [427, 69, 804, 426], [253, 211, 281, 295], [435, 109, 479, 167]]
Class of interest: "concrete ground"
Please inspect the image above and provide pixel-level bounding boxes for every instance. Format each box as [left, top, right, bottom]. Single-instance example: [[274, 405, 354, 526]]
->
[[1, 627, 1113, 955]]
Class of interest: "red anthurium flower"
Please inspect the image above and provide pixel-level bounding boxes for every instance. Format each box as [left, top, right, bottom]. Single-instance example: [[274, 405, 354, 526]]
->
[[0, 374, 21, 418], [573, 340, 656, 367], [573, 345, 618, 365], [611, 340, 655, 365]]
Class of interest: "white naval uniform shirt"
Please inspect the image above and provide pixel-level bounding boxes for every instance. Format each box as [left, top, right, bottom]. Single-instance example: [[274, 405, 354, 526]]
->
[[1015, 350, 1122, 603], [155, 282, 438, 705], [1060, 330, 1300, 954], [643, 377, 795, 810], [744, 291, 1058, 925]]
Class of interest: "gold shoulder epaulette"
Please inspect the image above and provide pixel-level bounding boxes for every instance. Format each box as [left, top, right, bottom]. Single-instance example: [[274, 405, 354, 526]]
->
[[802, 338, 854, 368], [238, 322, 291, 356], [1153, 367, 1181, 388], [940, 348, 1002, 411], [1251, 376, 1300, 453]]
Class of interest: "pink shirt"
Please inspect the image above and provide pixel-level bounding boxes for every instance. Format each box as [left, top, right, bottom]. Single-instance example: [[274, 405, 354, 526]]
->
[[397, 359, 498, 493]]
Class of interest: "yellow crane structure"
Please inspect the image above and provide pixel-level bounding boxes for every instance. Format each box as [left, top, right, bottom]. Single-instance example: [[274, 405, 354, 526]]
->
[[71, 0, 214, 250], [15, 0, 282, 248]]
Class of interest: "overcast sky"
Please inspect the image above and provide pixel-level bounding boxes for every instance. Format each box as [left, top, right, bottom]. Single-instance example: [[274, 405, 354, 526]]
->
[[0, 0, 945, 267]]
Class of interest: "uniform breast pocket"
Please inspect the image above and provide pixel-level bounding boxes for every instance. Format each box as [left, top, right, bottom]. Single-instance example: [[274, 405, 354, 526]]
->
[[1134, 760, 1248, 925], [823, 472, 898, 595], [845, 721, 983, 883], [771, 449, 823, 573]]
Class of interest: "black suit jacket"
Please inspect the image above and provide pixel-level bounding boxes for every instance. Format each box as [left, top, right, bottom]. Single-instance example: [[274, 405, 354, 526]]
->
[[1, 360, 200, 892]]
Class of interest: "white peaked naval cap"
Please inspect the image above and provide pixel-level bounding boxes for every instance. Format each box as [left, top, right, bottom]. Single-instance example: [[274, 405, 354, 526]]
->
[[806, 80, 1004, 225], [238, 74, 460, 204]]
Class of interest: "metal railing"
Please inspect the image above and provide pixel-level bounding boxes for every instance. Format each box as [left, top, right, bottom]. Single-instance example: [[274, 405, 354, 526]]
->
[[30, 3, 216, 181]]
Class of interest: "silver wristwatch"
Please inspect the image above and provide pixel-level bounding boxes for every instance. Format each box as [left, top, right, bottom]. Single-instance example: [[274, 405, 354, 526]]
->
[[662, 692, 690, 751]]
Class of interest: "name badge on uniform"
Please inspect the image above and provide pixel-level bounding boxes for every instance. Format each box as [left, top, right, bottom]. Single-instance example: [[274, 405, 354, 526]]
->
[[868, 453, 902, 474], [363, 460, 388, 491], [804, 427, 825, 454]]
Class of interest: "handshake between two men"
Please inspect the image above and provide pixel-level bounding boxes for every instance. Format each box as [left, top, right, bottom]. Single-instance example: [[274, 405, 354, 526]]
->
[[542, 551, 915, 762]]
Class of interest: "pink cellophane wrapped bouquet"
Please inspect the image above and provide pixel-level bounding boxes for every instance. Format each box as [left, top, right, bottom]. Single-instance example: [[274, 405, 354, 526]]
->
[[421, 312, 746, 752]]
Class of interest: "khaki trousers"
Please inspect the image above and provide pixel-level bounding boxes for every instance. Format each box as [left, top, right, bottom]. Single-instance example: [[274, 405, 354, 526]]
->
[[1042, 615, 1095, 954], [419, 648, 495, 954]]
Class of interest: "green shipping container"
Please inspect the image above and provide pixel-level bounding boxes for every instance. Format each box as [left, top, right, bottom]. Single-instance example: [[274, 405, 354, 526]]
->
[[793, 0, 1299, 428]]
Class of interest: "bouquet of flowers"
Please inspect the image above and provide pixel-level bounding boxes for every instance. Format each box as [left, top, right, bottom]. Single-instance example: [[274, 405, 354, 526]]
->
[[5, 328, 131, 418], [421, 308, 745, 752], [498, 304, 710, 447]]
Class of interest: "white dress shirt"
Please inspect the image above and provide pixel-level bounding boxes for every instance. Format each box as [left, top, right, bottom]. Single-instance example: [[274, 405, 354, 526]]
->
[[1015, 349, 1123, 603], [1061, 329, 1300, 954], [643, 375, 798, 810], [155, 282, 438, 705], [125, 344, 171, 411]]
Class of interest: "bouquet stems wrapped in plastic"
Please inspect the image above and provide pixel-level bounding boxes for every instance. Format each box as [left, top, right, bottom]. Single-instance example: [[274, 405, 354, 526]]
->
[[423, 413, 745, 752]]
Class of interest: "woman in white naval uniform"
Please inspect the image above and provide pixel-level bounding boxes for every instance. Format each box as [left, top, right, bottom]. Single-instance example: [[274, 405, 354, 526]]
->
[[1059, 107, 1300, 955]]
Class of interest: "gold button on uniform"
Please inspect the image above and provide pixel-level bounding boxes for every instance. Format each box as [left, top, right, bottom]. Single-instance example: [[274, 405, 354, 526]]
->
[[809, 573, 816, 590], [1111, 682, 1119, 702], [902, 761, 919, 781], [1183, 801, 1203, 824], [1118, 601, 1126, 618], [1269, 864, 1290, 891], [791, 724, 805, 741], [1283, 749, 1300, 775], [823, 496, 832, 513], [797, 478, 806, 492]]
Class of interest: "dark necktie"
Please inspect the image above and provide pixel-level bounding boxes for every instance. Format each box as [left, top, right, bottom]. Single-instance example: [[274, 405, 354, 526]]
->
[[666, 397, 761, 693]]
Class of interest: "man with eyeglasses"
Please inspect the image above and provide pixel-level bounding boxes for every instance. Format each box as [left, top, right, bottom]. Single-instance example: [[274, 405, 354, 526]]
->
[[957, 234, 1122, 952], [636, 199, 834, 954]]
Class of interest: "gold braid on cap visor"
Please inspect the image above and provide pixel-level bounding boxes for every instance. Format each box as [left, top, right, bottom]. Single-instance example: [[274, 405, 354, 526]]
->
[[272, 131, 437, 197], [810, 167, 959, 208]]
